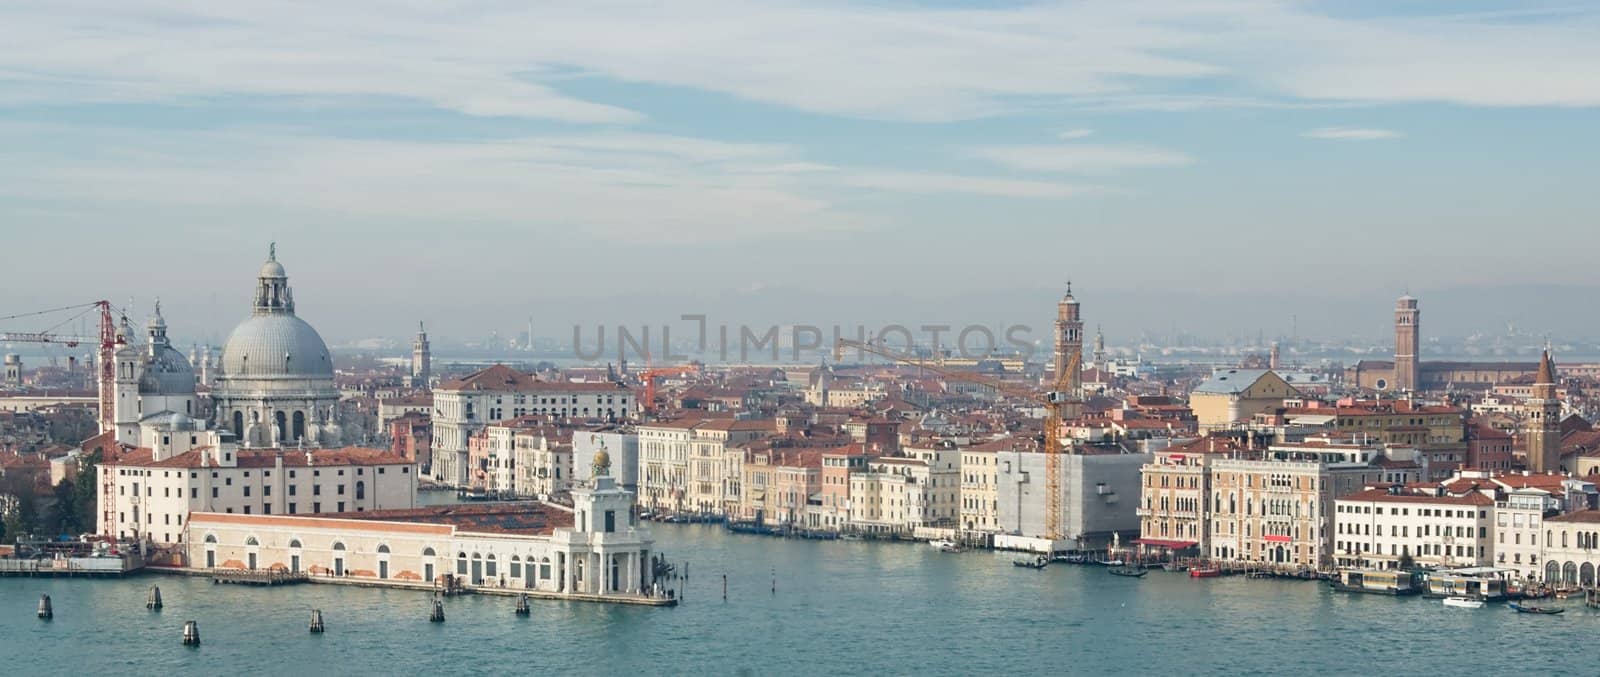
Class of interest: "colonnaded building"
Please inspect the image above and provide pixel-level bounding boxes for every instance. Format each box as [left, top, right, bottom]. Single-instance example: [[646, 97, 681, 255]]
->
[[187, 452, 666, 603]]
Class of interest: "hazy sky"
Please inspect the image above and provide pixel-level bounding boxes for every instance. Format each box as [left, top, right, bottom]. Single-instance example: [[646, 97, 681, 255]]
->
[[1, 1, 1597, 344]]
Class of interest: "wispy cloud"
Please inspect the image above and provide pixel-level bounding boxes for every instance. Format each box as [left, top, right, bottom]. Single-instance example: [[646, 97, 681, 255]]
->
[[967, 144, 1194, 174], [1301, 127, 1404, 140], [1057, 129, 1094, 140], [4, 2, 1596, 124], [839, 171, 1100, 199]]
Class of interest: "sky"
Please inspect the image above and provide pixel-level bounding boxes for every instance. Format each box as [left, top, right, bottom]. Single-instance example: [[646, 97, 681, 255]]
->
[[1, 1, 1598, 345]]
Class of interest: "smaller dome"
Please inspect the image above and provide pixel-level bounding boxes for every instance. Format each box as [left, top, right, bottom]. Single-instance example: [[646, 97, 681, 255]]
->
[[142, 410, 199, 431], [139, 344, 196, 396], [592, 449, 612, 476], [260, 259, 286, 278]]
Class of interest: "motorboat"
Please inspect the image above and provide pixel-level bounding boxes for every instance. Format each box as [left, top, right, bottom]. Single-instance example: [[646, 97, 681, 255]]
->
[[1057, 554, 1088, 564], [1189, 567, 1222, 578], [1442, 596, 1484, 609], [1097, 559, 1125, 566], [1109, 566, 1148, 578], [929, 539, 962, 553], [1509, 603, 1564, 615], [1013, 556, 1049, 570]]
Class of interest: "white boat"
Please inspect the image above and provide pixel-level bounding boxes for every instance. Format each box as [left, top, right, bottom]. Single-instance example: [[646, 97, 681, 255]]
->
[[929, 539, 962, 553], [1443, 596, 1484, 609], [1098, 559, 1125, 566]]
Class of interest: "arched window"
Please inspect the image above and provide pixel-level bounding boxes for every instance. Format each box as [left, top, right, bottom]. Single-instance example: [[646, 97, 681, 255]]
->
[[356, 481, 366, 501], [1545, 561, 1560, 582], [204, 534, 217, 544], [332, 542, 347, 551], [245, 536, 259, 546], [486, 553, 498, 577], [423, 547, 436, 557], [289, 539, 302, 548], [292, 411, 306, 442], [1563, 561, 1579, 585], [377, 544, 390, 554], [1582, 563, 1596, 587]]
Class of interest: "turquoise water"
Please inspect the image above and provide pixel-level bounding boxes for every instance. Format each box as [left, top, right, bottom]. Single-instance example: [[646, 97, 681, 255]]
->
[[0, 525, 1589, 675]]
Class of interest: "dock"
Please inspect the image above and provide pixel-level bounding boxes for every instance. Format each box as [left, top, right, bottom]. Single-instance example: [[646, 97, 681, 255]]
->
[[208, 569, 310, 586], [0, 556, 143, 577]]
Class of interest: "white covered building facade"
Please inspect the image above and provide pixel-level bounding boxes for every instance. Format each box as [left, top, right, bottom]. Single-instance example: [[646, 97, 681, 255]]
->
[[186, 454, 663, 601]]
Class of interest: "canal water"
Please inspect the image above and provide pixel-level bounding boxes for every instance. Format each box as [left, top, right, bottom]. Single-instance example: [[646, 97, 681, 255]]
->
[[0, 524, 1588, 675]]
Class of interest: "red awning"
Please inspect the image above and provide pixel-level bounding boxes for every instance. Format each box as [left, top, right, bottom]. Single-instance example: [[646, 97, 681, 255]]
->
[[1133, 538, 1198, 549], [1264, 535, 1293, 543]]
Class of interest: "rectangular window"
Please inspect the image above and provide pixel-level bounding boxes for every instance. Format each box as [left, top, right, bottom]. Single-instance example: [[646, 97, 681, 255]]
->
[[212, 488, 218, 498], [243, 486, 251, 497], [289, 503, 297, 514]]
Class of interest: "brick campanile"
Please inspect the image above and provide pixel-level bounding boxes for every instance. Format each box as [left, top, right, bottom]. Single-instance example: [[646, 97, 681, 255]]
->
[[1394, 295, 1419, 391]]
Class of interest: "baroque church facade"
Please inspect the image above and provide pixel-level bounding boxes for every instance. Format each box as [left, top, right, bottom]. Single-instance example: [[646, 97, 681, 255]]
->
[[107, 245, 344, 450]]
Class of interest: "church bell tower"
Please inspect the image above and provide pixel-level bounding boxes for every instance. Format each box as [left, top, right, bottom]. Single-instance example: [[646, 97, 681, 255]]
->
[[1394, 295, 1420, 391]]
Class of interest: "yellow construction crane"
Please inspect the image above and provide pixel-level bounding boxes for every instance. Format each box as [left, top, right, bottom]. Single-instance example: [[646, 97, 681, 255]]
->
[[834, 339, 1080, 540]]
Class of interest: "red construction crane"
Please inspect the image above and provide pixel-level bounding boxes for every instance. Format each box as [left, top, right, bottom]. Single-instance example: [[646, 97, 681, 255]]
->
[[638, 364, 701, 413], [0, 300, 126, 539]]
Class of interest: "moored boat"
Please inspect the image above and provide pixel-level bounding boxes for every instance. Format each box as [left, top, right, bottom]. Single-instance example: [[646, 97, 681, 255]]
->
[[1509, 602, 1564, 615], [1443, 596, 1484, 609], [1189, 567, 1222, 578], [929, 539, 962, 553], [1109, 566, 1148, 578], [1013, 556, 1049, 569], [1331, 568, 1421, 596]]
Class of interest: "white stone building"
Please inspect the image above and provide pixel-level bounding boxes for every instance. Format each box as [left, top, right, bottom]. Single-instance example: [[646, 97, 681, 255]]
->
[[186, 453, 664, 603], [513, 429, 573, 499], [1332, 488, 1495, 570], [99, 431, 416, 546], [111, 304, 201, 446], [636, 419, 700, 512], [430, 364, 632, 487], [1492, 488, 1551, 580]]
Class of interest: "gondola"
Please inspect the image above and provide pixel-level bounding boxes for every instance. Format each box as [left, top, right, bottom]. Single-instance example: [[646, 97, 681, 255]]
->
[[1509, 602, 1564, 615], [1108, 566, 1148, 578], [1013, 557, 1049, 570]]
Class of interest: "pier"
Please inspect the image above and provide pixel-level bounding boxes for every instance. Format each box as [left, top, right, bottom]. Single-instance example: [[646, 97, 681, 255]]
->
[[208, 569, 310, 586]]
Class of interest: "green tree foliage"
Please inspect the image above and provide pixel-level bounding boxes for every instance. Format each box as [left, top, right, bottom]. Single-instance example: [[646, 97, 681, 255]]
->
[[73, 450, 102, 534]]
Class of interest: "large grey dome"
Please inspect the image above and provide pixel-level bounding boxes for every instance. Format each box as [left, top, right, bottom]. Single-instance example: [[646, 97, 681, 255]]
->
[[220, 314, 334, 379]]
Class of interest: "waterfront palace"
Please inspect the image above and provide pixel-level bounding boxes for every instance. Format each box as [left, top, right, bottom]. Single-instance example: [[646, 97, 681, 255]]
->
[[190, 452, 663, 602]]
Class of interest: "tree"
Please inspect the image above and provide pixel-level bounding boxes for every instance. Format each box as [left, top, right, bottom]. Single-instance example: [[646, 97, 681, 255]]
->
[[0, 474, 38, 545], [73, 450, 102, 534]]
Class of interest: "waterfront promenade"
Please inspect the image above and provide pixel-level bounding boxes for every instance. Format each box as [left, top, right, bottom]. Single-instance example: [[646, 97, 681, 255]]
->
[[1, 523, 1593, 675]]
